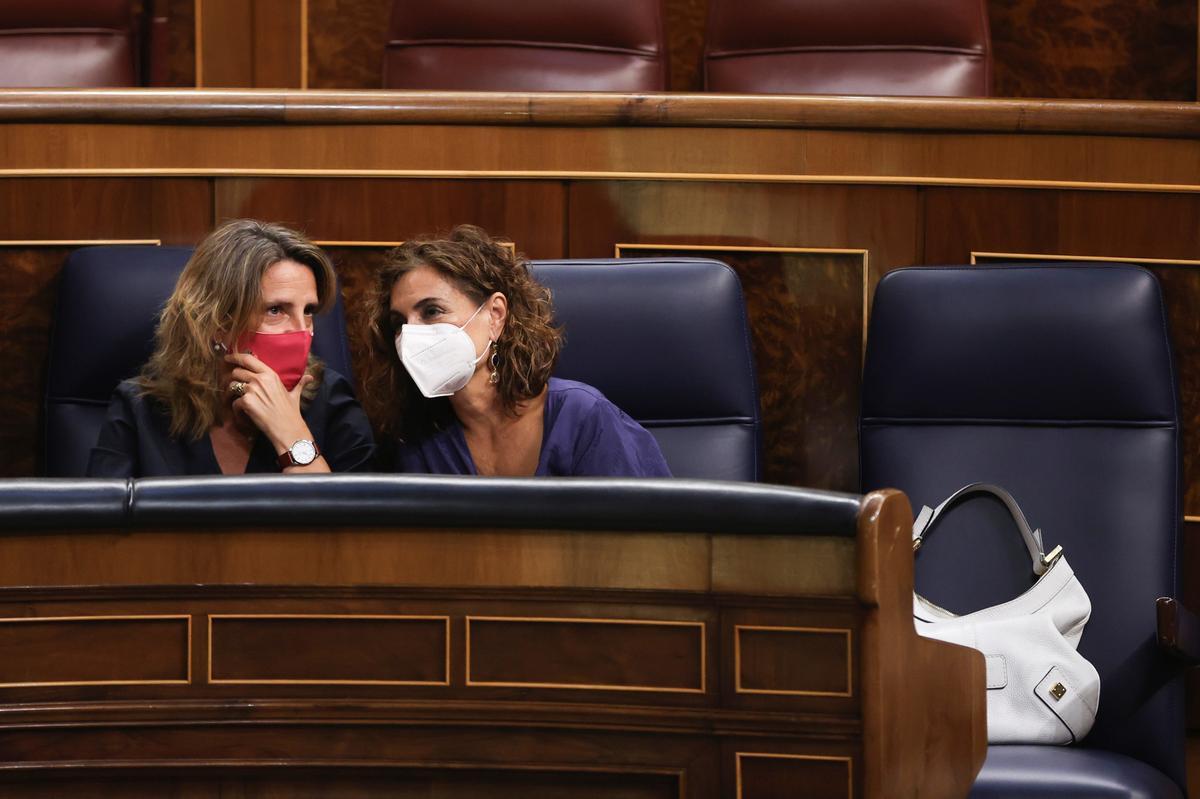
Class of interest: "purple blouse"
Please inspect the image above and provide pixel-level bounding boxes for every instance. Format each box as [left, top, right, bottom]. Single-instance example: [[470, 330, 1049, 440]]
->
[[394, 378, 671, 477]]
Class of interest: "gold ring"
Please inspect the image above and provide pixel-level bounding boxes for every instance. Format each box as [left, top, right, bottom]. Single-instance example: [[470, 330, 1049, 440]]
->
[[229, 380, 247, 397]]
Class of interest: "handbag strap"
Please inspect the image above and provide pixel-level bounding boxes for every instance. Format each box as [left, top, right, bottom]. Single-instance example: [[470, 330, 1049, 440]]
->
[[912, 482, 1063, 576]]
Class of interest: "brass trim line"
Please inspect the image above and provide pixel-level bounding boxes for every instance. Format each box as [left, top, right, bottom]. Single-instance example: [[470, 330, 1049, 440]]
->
[[0, 239, 161, 246], [735, 752, 853, 799], [207, 614, 451, 686], [734, 624, 854, 697], [193, 0, 203, 88], [316, 240, 516, 254], [0, 168, 1198, 193], [972, 251, 1200, 266], [0, 614, 191, 688], [466, 615, 706, 694], [617, 242, 871, 358], [313, 240, 407, 247], [299, 0, 309, 91]]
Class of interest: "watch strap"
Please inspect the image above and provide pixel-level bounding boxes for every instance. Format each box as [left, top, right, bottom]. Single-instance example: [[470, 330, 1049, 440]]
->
[[277, 439, 320, 468]]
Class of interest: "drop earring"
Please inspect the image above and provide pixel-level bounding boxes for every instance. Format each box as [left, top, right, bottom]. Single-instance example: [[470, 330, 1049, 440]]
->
[[488, 341, 499, 384]]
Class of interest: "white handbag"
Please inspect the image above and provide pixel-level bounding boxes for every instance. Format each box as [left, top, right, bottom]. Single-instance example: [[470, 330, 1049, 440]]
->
[[912, 483, 1101, 745]]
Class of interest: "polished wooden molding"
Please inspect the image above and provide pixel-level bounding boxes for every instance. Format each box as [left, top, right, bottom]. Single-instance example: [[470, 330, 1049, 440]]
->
[[0, 90, 1198, 137]]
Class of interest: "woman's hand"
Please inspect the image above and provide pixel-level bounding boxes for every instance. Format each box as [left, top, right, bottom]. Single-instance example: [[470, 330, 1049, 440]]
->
[[226, 352, 327, 471]]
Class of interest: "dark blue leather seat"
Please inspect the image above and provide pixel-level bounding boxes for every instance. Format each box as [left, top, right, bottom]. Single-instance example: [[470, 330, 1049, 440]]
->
[[860, 264, 1185, 798], [531, 258, 761, 481], [44, 246, 355, 477]]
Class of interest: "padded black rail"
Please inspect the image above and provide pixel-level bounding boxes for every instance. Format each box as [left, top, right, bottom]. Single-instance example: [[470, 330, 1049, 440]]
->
[[0, 475, 862, 536]]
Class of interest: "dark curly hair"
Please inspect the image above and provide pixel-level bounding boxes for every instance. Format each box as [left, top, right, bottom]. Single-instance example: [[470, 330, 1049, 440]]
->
[[361, 225, 562, 442]]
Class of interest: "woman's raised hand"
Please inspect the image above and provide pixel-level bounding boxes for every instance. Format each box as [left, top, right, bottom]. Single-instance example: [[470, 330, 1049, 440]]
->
[[226, 351, 314, 452]]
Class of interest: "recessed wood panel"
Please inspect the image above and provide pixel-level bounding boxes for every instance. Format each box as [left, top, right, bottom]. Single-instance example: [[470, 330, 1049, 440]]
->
[[163, 0, 198, 87], [215, 179, 565, 260], [308, 0, 391, 89], [0, 178, 212, 243], [209, 615, 449, 684], [616, 243, 864, 491], [737, 753, 852, 799], [467, 617, 705, 693], [989, 0, 1196, 100], [0, 616, 189, 687], [736, 626, 852, 697]]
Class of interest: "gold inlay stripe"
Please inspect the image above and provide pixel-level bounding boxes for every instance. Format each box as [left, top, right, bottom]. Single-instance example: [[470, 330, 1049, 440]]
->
[[0, 614, 191, 688], [316, 240, 516, 254], [207, 613, 451, 686], [466, 615, 706, 694], [0, 168, 1197, 193], [0, 239, 161, 246], [736, 751, 853, 799], [972, 251, 1200, 266], [734, 624, 854, 697]]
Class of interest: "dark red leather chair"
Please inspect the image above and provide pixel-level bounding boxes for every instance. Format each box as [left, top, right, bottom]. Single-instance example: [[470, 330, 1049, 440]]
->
[[0, 0, 138, 87], [383, 0, 667, 91], [704, 0, 991, 96]]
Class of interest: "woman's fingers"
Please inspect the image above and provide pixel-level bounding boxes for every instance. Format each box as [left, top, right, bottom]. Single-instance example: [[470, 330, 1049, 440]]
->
[[224, 352, 270, 374]]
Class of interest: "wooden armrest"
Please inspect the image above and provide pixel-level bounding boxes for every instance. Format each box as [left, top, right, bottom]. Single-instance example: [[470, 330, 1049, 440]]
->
[[1156, 597, 1200, 665]]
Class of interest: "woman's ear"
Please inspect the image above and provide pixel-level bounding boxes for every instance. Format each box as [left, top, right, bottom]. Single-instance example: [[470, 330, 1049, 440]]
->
[[488, 292, 508, 340]]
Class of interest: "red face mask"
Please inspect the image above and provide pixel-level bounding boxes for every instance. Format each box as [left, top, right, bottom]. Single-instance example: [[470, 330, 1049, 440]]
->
[[236, 329, 313, 390]]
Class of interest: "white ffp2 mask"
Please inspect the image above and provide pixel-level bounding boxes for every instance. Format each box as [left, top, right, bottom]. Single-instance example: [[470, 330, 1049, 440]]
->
[[395, 302, 490, 398]]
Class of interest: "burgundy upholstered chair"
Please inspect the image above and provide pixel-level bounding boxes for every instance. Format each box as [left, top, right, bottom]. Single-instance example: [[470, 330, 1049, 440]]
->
[[704, 0, 991, 96], [383, 0, 667, 91], [0, 0, 139, 88]]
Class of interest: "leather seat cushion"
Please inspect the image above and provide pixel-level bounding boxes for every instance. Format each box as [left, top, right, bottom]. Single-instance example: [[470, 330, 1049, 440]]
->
[[971, 746, 1183, 799]]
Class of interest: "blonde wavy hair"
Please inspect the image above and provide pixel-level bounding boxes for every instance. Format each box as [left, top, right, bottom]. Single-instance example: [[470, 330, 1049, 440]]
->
[[361, 224, 562, 441], [137, 219, 336, 440]]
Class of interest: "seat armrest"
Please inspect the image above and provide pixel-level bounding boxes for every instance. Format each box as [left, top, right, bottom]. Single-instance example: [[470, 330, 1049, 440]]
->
[[1157, 597, 1200, 665]]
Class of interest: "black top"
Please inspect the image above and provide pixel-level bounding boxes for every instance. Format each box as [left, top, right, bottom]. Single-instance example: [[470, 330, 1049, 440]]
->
[[86, 369, 375, 477]]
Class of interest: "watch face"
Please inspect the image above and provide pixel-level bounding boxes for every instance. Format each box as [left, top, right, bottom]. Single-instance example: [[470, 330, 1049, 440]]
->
[[291, 439, 317, 466]]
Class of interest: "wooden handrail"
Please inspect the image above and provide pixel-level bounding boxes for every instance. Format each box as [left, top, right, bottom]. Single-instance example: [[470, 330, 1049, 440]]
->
[[0, 89, 1197, 137]]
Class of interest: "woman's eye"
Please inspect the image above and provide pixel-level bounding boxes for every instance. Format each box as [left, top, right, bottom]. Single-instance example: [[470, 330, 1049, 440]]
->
[[266, 306, 281, 316], [421, 306, 443, 320]]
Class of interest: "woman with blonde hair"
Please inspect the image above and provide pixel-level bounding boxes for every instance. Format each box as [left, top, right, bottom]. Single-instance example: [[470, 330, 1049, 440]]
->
[[88, 219, 374, 476], [363, 224, 668, 477]]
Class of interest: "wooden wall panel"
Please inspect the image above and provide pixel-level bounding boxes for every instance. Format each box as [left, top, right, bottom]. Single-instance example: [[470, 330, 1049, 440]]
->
[[736, 752, 852, 799], [617, 244, 863, 491], [0, 179, 212, 477], [163, 0, 197, 87], [572, 181, 919, 491], [210, 615, 448, 684], [198, 0, 304, 88], [989, 0, 1197, 100], [466, 617, 705, 693], [0, 616, 189, 686], [214, 179, 565, 259], [308, 0, 391, 89], [665, 0, 708, 91]]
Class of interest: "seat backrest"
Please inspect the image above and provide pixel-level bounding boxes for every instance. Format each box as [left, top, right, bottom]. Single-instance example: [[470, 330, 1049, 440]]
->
[[44, 246, 355, 477], [0, 0, 137, 88], [704, 0, 990, 96], [383, 0, 667, 91], [859, 264, 1183, 789], [530, 258, 761, 482]]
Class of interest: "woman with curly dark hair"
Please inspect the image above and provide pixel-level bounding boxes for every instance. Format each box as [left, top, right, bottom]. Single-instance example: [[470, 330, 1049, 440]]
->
[[363, 225, 669, 477]]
